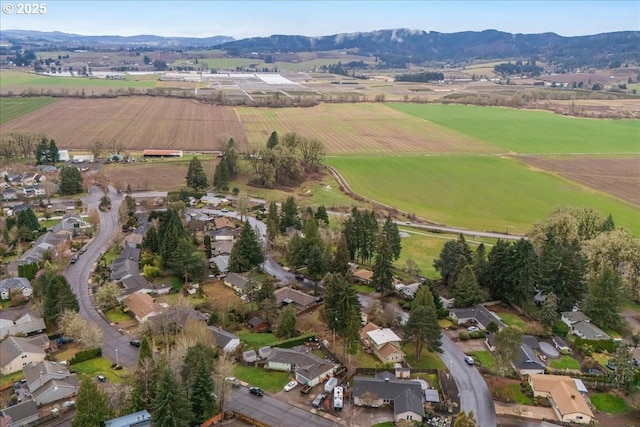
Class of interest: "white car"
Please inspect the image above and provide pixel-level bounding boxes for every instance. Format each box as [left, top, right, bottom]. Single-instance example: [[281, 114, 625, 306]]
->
[[283, 380, 298, 392]]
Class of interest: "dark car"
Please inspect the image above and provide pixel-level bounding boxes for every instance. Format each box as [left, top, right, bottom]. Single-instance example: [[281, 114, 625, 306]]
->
[[295, 273, 305, 281], [587, 368, 604, 376], [130, 340, 141, 347], [606, 359, 617, 371], [249, 387, 264, 396], [312, 392, 328, 408], [70, 255, 79, 264]]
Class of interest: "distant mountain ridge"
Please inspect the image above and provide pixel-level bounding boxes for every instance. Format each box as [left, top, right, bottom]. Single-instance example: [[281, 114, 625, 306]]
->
[[2, 28, 638, 68]]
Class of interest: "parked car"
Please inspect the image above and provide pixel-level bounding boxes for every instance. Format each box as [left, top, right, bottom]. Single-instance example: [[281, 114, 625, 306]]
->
[[312, 392, 328, 408], [587, 368, 604, 376], [97, 375, 107, 382], [464, 356, 475, 366], [79, 248, 87, 254], [62, 400, 75, 408], [249, 387, 264, 396], [284, 380, 298, 392], [70, 255, 79, 264], [225, 377, 240, 388], [129, 340, 141, 347], [467, 326, 479, 333], [606, 359, 617, 371], [295, 273, 305, 281]]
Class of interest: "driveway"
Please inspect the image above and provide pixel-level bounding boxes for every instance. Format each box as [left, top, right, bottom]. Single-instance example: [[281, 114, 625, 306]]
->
[[64, 186, 139, 368]]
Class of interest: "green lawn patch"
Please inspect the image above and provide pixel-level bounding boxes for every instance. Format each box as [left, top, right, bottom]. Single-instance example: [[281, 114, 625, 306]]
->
[[354, 347, 385, 368], [353, 284, 375, 294], [372, 422, 395, 427], [469, 351, 498, 374], [238, 331, 279, 349], [498, 313, 527, 330], [71, 357, 127, 383], [591, 393, 628, 414], [623, 300, 640, 314], [550, 355, 581, 370], [0, 70, 157, 90], [0, 97, 58, 124], [0, 372, 25, 389], [104, 308, 133, 324], [402, 342, 445, 370], [327, 155, 640, 235], [388, 103, 640, 155], [493, 383, 532, 405], [39, 219, 61, 229], [231, 365, 291, 393]]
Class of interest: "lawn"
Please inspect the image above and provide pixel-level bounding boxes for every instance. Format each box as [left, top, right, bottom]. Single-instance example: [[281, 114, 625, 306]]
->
[[0, 70, 157, 90], [402, 342, 446, 370], [550, 355, 581, 370], [493, 383, 532, 405], [104, 308, 134, 323], [0, 372, 24, 389], [326, 155, 640, 235], [238, 331, 279, 349], [0, 97, 58, 124], [353, 284, 375, 294], [231, 365, 291, 393], [388, 103, 640, 154], [623, 300, 640, 314], [71, 357, 127, 383], [498, 313, 527, 330], [590, 393, 629, 414], [469, 351, 498, 374]]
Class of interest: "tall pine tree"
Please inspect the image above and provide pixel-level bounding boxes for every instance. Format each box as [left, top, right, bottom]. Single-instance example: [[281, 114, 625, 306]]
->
[[72, 376, 114, 427], [152, 361, 192, 427], [228, 220, 264, 272], [186, 157, 208, 191]]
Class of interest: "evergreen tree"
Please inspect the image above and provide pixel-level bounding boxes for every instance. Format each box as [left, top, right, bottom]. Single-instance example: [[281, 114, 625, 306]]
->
[[189, 358, 216, 424], [381, 215, 401, 260], [186, 157, 208, 191], [59, 166, 83, 195], [307, 243, 327, 280], [17, 208, 39, 232], [151, 362, 192, 427], [142, 226, 160, 253], [612, 344, 636, 392], [538, 238, 587, 312], [158, 209, 188, 269], [412, 285, 436, 311], [275, 304, 297, 338], [323, 273, 361, 355], [600, 214, 615, 232], [404, 304, 441, 362], [434, 235, 473, 287], [72, 376, 114, 427], [228, 220, 265, 272], [485, 239, 512, 299], [540, 292, 558, 328], [452, 265, 483, 308], [371, 235, 394, 296], [583, 269, 624, 331], [138, 336, 154, 367], [331, 236, 351, 277], [494, 327, 523, 377], [48, 139, 59, 163], [315, 205, 329, 225], [213, 157, 230, 190], [504, 239, 538, 307], [266, 131, 279, 149], [203, 234, 212, 259], [280, 196, 301, 231], [473, 243, 488, 288], [34, 271, 79, 325], [35, 137, 49, 165], [167, 238, 207, 283], [182, 343, 216, 390], [286, 233, 306, 269]]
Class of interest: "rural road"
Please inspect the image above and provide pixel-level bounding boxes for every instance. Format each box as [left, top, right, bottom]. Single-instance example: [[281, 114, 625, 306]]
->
[[64, 186, 139, 368], [441, 335, 496, 427]]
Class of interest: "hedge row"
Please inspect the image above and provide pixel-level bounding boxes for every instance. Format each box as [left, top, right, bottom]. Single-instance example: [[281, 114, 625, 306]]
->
[[70, 348, 102, 364], [272, 333, 316, 349]]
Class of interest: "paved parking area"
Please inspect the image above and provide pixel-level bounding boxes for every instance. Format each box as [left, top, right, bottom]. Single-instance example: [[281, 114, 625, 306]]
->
[[445, 330, 489, 353]]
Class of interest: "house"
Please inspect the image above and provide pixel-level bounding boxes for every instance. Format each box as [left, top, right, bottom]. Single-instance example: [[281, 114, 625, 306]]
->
[[242, 350, 257, 363], [110, 246, 140, 281], [449, 305, 506, 330], [0, 313, 46, 339], [209, 255, 230, 274], [211, 241, 234, 256], [352, 269, 373, 285], [26, 334, 50, 352], [224, 273, 249, 294], [552, 336, 572, 354], [58, 150, 69, 162], [398, 282, 421, 299], [515, 344, 546, 376], [188, 220, 207, 232], [361, 322, 405, 363], [11, 230, 72, 272], [275, 287, 318, 310], [104, 410, 152, 427], [213, 217, 235, 230], [0, 277, 33, 301], [352, 374, 425, 423], [23, 360, 71, 391], [571, 321, 611, 341], [31, 376, 80, 406], [1, 188, 18, 201], [200, 195, 225, 206], [22, 185, 45, 198], [266, 347, 335, 387], [258, 346, 272, 360], [534, 291, 547, 306], [247, 315, 269, 332], [208, 326, 241, 353], [560, 311, 591, 329], [211, 228, 235, 242], [1, 399, 39, 427], [121, 275, 152, 296], [0, 336, 46, 374], [72, 154, 94, 162], [123, 292, 165, 323], [529, 374, 594, 424]]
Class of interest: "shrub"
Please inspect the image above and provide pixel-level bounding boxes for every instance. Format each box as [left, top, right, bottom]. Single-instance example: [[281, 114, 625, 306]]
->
[[469, 330, 486, 339], [552, 320, 569, 337], [142, 264, 161, 278], [272, 333, 316, 349], [70, 348, 102, 364], [458, 332, 470, 341]]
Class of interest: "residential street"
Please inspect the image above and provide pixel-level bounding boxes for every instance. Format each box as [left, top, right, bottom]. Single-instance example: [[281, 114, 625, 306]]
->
[[64, 186, 139, 368]]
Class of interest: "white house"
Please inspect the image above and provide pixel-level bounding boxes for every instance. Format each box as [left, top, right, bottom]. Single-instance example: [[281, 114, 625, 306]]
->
[[266, 348, 335, 387], [0, 336, 46, 375], [208, 326, 241, 353], [0, 313, 46, 339], [0, 277, 33, 301], [360, 322, 405, 363]]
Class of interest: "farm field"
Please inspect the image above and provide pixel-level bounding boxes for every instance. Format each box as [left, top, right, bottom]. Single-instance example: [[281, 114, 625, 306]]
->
[[326, 155, 640, 235], [236, 103, 496, 155], [388, 103, 640, 154], [1, 97, 248, 151], [0, 70, 157, 93], [0, 97, 58, 124], [519, 155, 640, 206]]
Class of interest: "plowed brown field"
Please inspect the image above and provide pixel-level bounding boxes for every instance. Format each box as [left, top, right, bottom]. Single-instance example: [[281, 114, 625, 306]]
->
[[519, 155, 640, 206], [1, 97, 248, 151]]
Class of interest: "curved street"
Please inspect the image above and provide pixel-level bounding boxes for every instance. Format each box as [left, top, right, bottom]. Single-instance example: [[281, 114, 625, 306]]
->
[[64, 186, 139, 368]]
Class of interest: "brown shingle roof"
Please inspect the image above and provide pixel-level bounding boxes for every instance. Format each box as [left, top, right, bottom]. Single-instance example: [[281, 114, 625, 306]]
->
[[124, 292, 164, 322]]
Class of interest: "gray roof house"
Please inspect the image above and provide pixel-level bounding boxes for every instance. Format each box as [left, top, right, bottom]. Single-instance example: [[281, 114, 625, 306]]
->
[[515, 344, 546, 376], [275, 286, 318, 310], [224, 273, 249, 293], [1, 399, 38, 427], [0, 336, 46, 375], [258, 346, 272, 360], [242, 350, 257, 363], [449, 305, 506, 330], [352, 375, 425, 423], [572, 321, 611, 341], [104, 410, 152, 427], [0, 277, 32, 301], [211, 241, 234, 256], [110, 246, 141, 281], [267, 347, 335, 387], [552, 336, 572, 354], [31, 376, 79, 406], [24, 360, 80, 405], [0, 313, 46, 339], [560, 311, 590, 326], [209, 255, 230, 274], [208, 326, 241, 353]]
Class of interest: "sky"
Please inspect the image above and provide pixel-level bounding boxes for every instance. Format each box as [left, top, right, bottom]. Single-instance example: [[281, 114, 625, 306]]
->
[[1, 1, 638, 39]]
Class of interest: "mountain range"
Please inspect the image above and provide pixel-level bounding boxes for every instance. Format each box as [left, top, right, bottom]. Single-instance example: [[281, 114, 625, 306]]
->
[[2, 28, 638, 69]]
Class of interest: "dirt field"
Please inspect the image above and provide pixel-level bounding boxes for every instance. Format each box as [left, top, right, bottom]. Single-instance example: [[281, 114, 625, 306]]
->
[[519, 155, 640, 206], [1, 97, 248, 151], [102, 158, 217, 191], [201, 280, 243, 311]]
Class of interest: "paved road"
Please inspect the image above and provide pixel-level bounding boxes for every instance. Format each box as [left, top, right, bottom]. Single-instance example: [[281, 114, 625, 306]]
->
[[64, 186, 139, 368], [440, 335, 496, 427], [227, 386, 337, 427]]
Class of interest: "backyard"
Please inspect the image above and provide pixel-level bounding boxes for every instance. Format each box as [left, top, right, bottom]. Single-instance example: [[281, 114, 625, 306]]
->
[[231, 365, 291, 393]]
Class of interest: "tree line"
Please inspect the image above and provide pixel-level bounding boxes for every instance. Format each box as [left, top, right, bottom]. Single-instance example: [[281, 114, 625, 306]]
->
[[394, 71, 445, 82]]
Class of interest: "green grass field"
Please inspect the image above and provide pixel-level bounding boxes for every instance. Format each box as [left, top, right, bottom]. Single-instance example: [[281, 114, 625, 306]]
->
[[0, 70, 157, 90], [388, 103, 640, 154], [231, 365, 291, 393], [327, 155, 640, 235], [498, 313, 527, 330], [590, 393, 629, 414], [238, 331, 279, 349], [549, 355, 581, 370], [402, 342, 446, 370], [0, 97, 58, 124], [470, 351, 498, 374], [71, 357, 127, 383]]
